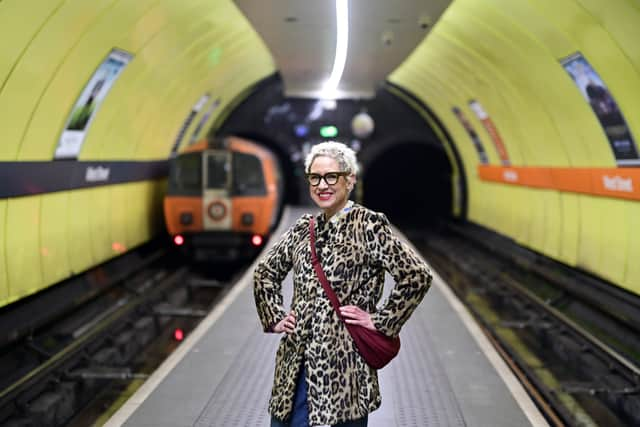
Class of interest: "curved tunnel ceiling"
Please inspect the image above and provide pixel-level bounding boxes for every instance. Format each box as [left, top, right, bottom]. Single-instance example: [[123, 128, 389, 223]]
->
[[388, 0, 640, 292], [233, 0, 451, 99], [0, 0, 275, 162]]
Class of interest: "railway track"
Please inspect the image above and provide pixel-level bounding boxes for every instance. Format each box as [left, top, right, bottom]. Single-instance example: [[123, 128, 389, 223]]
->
[[0, 249, 232, 427], [416, 224, 640, 427]]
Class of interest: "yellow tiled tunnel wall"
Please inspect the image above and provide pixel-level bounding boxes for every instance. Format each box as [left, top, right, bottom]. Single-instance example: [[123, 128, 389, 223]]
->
[[0, 0, 274, 306], [391, 0, 640, 293]]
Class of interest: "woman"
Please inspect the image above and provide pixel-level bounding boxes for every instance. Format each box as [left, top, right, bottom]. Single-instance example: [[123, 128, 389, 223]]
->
[[254, 141, 432, 427]]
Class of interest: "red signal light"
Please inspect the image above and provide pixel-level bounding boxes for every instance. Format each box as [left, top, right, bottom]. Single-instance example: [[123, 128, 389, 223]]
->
[[173, 235, 185, 246], [251, 234, 263, 247], [174, 328, 184, 341]]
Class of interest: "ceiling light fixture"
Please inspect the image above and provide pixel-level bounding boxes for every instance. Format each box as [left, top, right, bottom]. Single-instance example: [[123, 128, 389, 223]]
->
[[322, 0, 349, 99]]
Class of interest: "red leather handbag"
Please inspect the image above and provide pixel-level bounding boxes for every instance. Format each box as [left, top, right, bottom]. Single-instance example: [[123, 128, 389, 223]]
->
[[309, 217, 400, 369]]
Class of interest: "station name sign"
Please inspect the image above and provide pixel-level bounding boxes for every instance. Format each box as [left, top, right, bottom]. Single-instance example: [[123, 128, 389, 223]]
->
[[478, 165, 640, 201], [85, 166, 111, 182]]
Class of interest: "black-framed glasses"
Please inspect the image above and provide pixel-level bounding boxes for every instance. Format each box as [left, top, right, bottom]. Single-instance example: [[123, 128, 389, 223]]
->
[[305, 171, 350, 186]]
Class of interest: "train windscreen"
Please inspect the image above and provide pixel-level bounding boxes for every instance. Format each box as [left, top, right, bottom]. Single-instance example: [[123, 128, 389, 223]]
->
[[168, 152, 202, 196], [232, 152, 266, 196], [207, 152, 228, 189]]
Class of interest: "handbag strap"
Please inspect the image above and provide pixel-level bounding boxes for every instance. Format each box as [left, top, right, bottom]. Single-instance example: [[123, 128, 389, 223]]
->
[[309, 217, 345, 321]]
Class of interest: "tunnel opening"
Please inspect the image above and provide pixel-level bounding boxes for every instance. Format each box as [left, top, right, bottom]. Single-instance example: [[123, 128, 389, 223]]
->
[[362, 141, 452, 231], [216, 75, 462, 210]]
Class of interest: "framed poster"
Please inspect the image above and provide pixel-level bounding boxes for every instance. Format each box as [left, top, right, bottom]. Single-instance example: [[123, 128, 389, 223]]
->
[[561, 52, 639, 166], [55, 49, 133, 159]]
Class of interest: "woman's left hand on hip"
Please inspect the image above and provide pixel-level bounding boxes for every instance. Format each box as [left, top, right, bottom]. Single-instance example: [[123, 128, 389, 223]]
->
[[339, 305, 376, 331]]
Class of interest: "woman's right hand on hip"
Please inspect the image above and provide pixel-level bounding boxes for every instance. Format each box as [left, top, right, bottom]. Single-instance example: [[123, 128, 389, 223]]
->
[[273, 311, 296, 334]]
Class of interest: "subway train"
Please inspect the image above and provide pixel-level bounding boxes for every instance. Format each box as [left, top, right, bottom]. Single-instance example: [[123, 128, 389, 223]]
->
[[163, 136, 284, 262]]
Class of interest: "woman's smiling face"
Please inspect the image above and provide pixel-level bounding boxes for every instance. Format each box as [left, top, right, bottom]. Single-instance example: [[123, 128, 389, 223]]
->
[[307, 155, 353, 219]]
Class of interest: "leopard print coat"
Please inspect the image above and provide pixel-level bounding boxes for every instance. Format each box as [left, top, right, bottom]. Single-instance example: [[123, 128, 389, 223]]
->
[[253, 204, 432, 426]]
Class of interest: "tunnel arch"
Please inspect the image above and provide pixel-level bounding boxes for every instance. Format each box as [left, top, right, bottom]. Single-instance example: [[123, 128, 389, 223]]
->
[[361, 140, 453, 230], [216, 75, 453, 209]]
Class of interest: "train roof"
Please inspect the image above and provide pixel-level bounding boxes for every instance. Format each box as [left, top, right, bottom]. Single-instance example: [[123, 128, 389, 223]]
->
[[178, 137, 275, 162]]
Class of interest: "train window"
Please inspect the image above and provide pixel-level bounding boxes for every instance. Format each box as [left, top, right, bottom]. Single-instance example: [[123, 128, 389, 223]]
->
[[206, 152, 229, 189], [168, 152, 202, 196], [232, 152, 266, 196]]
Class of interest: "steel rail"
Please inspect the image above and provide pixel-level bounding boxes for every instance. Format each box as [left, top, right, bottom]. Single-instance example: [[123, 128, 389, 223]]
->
[[500, 273, 640, 378], [422, 233, 640, 426], [0, 266, 187, 408]]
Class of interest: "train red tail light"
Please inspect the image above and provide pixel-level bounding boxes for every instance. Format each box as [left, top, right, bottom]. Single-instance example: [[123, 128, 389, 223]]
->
[[251, 234, 263, 247], [173, 235, 185, 246], [174, 328, 184, 341]]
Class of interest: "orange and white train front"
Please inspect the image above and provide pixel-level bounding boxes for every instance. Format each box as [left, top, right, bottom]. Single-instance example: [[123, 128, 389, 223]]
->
[[163, 136, 282, 261]]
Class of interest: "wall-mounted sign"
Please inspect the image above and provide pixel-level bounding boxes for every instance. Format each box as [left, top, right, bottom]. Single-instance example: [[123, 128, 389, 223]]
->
[[170, 93, 210, 156], [452, 106, 488, 164], [85, 165, 110, 182], [55, 49, 133, 159], [469, 100, 510, 166], [478, 164, 640, 201], [561, 52, 639, 166]]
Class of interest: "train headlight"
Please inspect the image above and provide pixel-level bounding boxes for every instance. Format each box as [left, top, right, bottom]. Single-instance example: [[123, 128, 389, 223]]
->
[[242, 213, 254, 226], [173, 235, 185, 246], [180, 212, 193, 225]]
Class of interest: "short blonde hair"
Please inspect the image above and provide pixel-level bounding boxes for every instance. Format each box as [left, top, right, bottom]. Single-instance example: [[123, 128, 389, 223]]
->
[[304, 141, 359, 175]]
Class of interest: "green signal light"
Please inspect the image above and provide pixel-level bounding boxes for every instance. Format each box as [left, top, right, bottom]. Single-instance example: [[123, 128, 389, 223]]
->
[[320, 125, 338, 138]]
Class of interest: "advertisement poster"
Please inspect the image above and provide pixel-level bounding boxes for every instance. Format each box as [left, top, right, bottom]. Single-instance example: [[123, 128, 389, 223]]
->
[[170, 93, 211, 156], [469, 100, 510, 166], [189, 98, 221, 145], [55, 49, 133, 159], [561, 52, 639, 166], [452, 106, 488, 164]]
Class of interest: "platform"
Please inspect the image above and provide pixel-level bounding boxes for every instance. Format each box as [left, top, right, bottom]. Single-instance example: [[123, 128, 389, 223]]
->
[[106, 207, 548, 427]]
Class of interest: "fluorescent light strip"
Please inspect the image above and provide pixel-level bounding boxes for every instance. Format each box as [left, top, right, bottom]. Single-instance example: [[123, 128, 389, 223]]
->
[[323, 0, 349, 98]]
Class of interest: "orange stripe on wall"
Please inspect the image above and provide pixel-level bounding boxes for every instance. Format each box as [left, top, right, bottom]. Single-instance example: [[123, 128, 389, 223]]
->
[[478, 165, 640, 201], [520, 167, 553, 188], [549, 168, 593, 194]]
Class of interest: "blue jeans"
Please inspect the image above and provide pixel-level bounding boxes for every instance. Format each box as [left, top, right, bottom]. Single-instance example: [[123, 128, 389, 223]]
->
[[271, 364, 368, 427]]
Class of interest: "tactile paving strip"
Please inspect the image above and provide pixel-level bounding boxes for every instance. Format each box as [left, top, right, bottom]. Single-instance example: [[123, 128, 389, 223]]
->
[[194, 329, 277, 427]]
